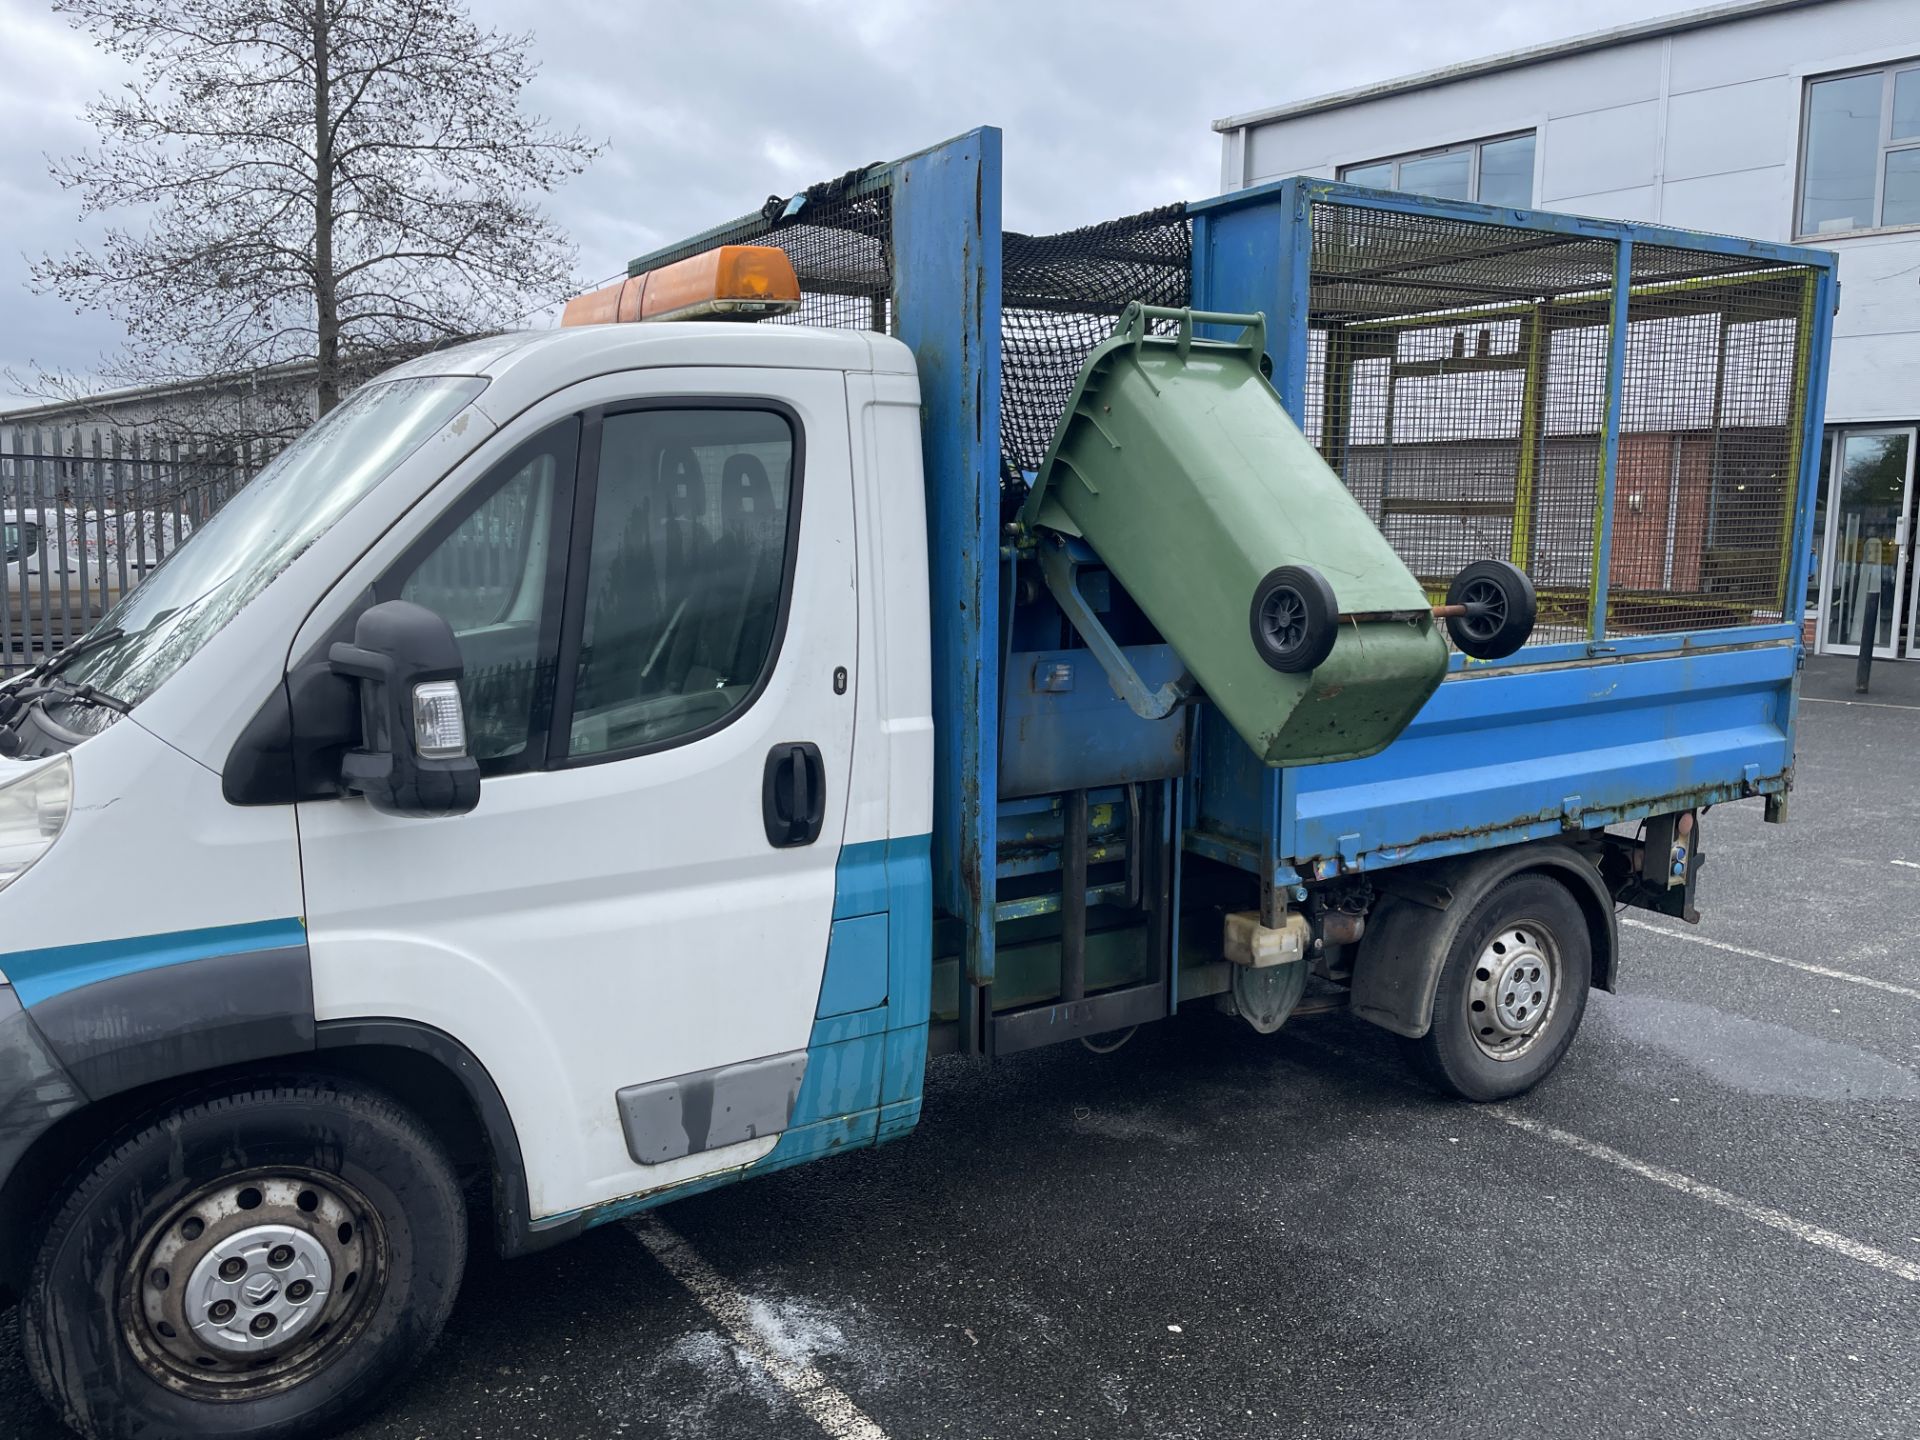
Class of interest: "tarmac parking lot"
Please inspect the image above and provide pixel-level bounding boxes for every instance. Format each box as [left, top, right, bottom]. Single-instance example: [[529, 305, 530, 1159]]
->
[[2, 656, 1916, 1440]]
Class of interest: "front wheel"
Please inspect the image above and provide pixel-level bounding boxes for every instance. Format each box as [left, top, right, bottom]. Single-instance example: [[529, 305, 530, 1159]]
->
[[22, 1076, 467, 1440], [1404, 873, 1592, 1101]]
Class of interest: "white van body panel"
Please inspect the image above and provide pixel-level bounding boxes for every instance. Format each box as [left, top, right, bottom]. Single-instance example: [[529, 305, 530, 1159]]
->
[[298, 360, 862, 1219], [0, 717, 301, 964], [844, 369, 935, 849]]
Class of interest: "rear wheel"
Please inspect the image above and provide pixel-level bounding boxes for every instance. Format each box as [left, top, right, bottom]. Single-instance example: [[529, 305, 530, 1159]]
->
[[1405, 874, 1591, 1101], [22, 1077, 466, 1440]]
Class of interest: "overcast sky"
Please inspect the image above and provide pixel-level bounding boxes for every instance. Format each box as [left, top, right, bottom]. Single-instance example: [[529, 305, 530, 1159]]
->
[[1, 0, 1700, 410]]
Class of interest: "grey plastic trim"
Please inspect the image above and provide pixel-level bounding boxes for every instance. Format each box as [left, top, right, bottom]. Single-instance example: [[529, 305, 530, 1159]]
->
[[616, 1051, 808, 1165], [0, 987, 84, 1196], [29, 946, 315, 1102]]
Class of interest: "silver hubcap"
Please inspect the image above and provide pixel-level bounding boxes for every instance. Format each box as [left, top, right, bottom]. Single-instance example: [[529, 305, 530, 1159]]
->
[[126, 1173, 381, 1396], [184, 1222, 334, 1355], [1467, 922, 1559, 1060]]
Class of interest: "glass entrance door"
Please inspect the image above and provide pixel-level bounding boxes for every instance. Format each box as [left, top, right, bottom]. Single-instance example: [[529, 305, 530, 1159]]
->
[[1821, 429, 1915, 659]]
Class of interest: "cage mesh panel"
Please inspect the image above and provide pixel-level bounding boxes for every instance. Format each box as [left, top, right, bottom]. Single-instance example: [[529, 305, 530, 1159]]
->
[[1605, 257, 1807, 636], [1307, 200, 1818, 647], [1309, 203, 1617, 323], [641, 174, 1817, 650], [999, 206, 1192, 480], [1310, 201, 1619, 645]]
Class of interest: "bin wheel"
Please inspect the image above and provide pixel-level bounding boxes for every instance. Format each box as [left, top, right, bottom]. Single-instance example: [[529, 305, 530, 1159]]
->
[[1251, 565, 1338, 674], [1445, 560, 1536, 660]]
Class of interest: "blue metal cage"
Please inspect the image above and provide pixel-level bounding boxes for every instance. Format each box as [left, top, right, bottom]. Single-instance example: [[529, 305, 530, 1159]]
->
[[632, 127, 1836, 1052]]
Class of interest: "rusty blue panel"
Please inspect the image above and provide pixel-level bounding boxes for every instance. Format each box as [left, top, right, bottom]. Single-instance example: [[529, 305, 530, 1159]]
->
[[816, 914, 888, 1018], [999, 646, 1188, 799], [1287, 641, 1797, 873], [890, 129, 1002, 1006]]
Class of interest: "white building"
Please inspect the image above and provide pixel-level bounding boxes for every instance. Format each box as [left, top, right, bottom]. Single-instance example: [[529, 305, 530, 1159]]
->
[[1217, 0, 1920, 660]]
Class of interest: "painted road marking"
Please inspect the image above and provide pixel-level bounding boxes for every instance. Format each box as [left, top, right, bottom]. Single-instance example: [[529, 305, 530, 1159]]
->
[[1621, 915, 1920, 1002], [633, 1217, 888, 1440], [1488, 1109, 1920, 1284], [1800, 695, 1920, 711], [1286, 1032, 1920, 1286], [1892, 859, 1920, 870]]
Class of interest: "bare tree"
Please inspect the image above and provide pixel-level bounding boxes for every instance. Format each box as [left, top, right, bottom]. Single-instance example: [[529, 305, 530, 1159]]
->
[[29, 0, 601, 443]]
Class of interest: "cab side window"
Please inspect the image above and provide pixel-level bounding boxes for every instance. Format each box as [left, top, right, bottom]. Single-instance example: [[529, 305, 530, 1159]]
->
[[386, 422, 576, 773], [566, 406, 797, 759]]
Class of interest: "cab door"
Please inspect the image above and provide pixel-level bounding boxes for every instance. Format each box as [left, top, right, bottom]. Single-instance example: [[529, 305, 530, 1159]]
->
[[295, 367, 858, 1221]]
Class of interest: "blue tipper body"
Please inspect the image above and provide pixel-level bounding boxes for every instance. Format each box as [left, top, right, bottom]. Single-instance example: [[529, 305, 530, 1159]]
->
[[1179, 175, 1828, 891]]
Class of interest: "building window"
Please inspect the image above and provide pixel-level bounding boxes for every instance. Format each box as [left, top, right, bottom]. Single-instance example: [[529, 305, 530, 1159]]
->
[[1339, 132, 1536, 207], [1797, 60, 1920, 236]]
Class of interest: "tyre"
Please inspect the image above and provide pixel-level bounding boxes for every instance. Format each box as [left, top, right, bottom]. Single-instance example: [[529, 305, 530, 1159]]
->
[[1250, 564, 1339, 673], [1405, 874, 1592, 1101], [1444, 559, 1536, 660], [22, 1076, 467, 1440]]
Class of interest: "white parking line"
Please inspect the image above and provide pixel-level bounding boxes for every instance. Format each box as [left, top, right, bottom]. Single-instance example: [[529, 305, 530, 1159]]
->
[[632, 1216, 889, 1440], [1892, 859, 1920, 871], [1800, 695, 1920, 711], [1286, 1032, 1920, 1285], [1488, 1110, 1920, 1284], [1620, 915, 1920, 1001]]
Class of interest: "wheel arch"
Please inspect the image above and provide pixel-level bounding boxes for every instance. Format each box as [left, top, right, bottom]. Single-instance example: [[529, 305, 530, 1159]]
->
[[311, 1020, 542, 1257], [0, 1019, 543, 1299], [1349, 839, 1616, 1041]]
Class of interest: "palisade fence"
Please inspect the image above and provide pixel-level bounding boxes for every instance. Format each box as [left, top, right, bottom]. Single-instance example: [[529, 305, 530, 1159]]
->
[[0, 425, 267, 673]]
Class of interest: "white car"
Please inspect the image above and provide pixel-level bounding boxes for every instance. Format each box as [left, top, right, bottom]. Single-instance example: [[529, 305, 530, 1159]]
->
[[3, 507, 190, 640]]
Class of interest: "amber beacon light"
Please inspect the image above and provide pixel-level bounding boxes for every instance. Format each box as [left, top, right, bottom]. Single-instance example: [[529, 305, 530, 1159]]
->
[[560, 245, 803, 327]]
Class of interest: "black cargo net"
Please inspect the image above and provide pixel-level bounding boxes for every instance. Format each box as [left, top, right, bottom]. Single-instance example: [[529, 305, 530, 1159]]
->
[[999, 205, 1192, 485], [1307, 200, 1816, 646], [628, 165, 893, 332], [635, 186, 1189, 511]]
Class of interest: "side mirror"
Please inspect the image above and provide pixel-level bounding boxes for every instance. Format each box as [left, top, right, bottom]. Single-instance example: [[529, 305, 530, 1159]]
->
[[328, 600, 480, 818]]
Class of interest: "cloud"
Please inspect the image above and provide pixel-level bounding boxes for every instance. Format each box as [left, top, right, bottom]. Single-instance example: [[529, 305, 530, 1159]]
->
[[1, 0, 1693, 410]]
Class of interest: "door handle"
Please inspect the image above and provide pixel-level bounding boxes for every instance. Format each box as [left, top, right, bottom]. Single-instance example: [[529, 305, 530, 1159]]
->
[[762, 742, 826, 848]]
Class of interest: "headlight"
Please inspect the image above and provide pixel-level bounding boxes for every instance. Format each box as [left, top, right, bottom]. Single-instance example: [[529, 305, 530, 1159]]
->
[[0, 756, 71, 893]]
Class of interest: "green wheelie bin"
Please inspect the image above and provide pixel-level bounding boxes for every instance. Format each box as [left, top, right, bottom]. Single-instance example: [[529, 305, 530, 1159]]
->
[[1023, 304, 1482, 768]]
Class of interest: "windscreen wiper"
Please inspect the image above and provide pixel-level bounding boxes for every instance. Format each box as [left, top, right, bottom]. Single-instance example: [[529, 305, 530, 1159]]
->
[[20, 625, 127, 685], [46, 676, 132, 715], [0, 672, 133, 755]]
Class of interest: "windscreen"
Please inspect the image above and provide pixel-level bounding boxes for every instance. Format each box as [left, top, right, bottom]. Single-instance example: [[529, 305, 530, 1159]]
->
[[54, 374, 488, 719]]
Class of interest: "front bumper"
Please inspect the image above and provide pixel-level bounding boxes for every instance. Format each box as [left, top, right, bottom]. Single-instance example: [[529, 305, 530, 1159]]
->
[[0, 985, 84, 1199]]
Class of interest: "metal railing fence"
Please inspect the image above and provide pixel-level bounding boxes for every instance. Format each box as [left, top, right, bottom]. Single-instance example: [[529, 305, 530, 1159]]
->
[[0, 426, 263, 672]]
